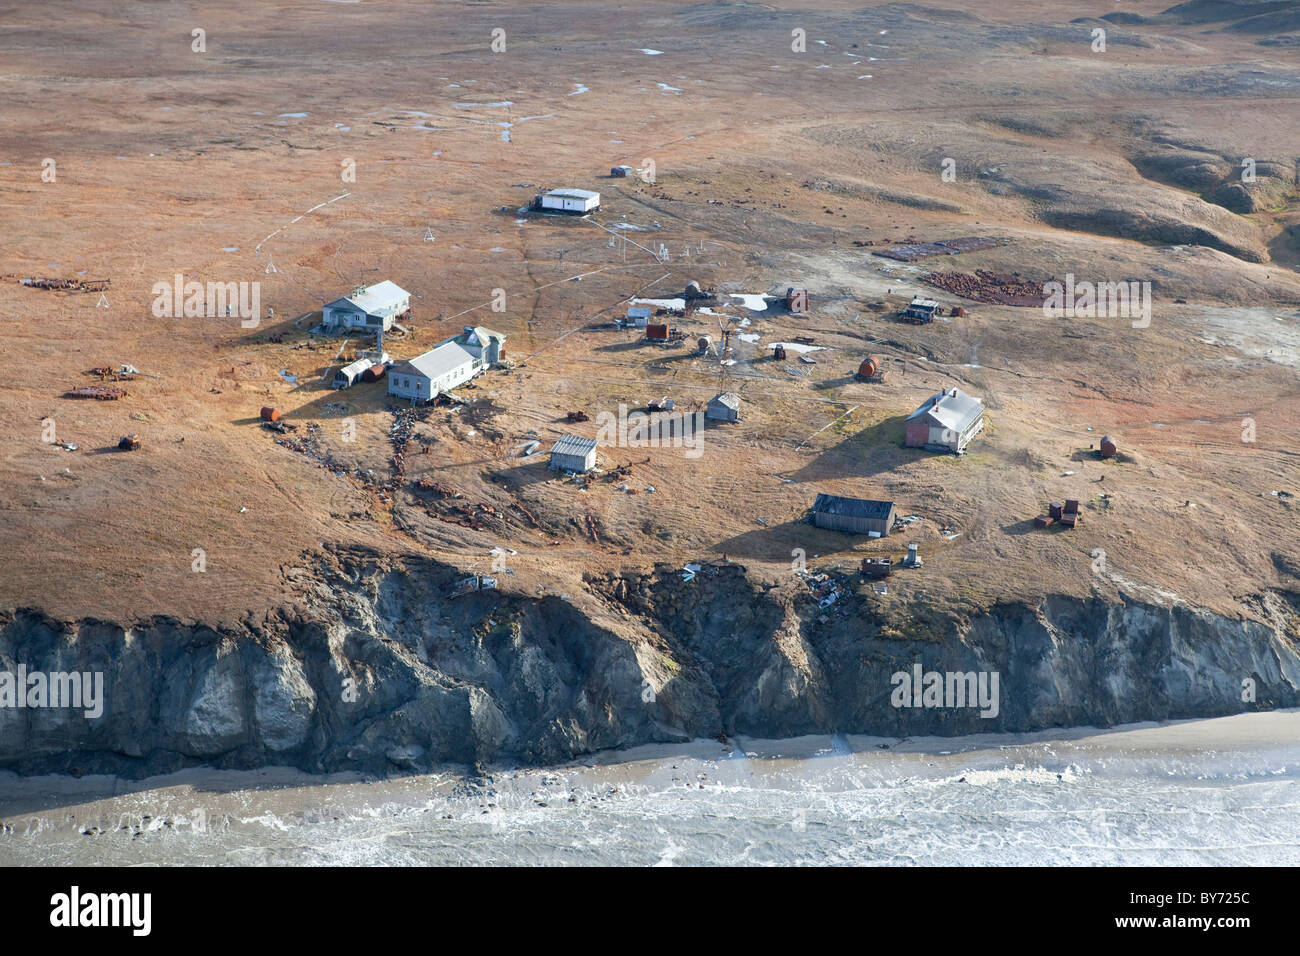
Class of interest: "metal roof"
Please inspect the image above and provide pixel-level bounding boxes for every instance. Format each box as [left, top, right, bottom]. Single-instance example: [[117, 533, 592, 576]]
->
[[326, 280, 410, 316], [391, 342, 476, 381], [908, 298, 939, 309], [550, 434, 598, 457], [546, 188, 600, 200], [446, 326, 505, 349], [337, 357, 376, 377], [811, 494, 895, 520], [906, 387, 984, 433], [709, 392, 741, 409]]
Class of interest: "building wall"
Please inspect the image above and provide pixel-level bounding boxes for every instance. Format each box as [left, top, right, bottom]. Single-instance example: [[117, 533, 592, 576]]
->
[[812, 512, 892, 536], [388, 356, 479, 402], [905, 422, 931, 447], [907, 414, 983, 452], [549, 450, 595, 472], [954, 416, 984, 452], [706, 404, 738, 422], [927, 416, 983, 452], [388, 373, 434, 402], [325, 305, 393, 331], [541, 195, 598, 213], [437, 359, 479, 393], [324, 305, 363, 327]]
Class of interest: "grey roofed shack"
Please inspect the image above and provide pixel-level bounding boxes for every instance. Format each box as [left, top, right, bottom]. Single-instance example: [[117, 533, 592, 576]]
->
[[549, 434, 598, 472], [903, 297, 939, 321], [706, 391, 741, 422], [810, 493, 897, 536]]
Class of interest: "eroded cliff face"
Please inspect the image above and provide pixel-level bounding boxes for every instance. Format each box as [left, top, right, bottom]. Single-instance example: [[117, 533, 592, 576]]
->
[[1, 552, 1297, 778]]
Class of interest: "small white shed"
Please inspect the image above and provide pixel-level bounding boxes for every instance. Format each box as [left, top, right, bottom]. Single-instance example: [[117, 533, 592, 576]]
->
[[333, 357, 376, 389], [540, 189, 601, 214]]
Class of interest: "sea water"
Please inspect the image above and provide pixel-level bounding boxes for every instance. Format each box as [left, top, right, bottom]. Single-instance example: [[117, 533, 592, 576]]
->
[[2, 712, 1297, 866]]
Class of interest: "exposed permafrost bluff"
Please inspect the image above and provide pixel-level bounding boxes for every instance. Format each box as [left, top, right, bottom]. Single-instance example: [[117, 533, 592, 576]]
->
[[3, 554, 1297, 776], [2, 0, 1300, 875]]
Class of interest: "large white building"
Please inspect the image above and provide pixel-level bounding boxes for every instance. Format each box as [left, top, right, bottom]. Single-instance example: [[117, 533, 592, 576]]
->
[[538, 188, 600, 214], [322, 281, 411, 332], [388, 343, 478, 402], [387, 326, 508, 403]]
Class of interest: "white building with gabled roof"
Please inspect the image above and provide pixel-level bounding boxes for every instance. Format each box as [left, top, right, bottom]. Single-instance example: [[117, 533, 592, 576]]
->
[[388, 342, 478, 402], [322, 281, 411, 332], [905, 386, 984, 453], [440, 326, 507, 366]]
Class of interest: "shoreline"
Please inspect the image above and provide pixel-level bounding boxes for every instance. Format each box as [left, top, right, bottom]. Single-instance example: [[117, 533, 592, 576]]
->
[[3, 708, 1296, 816]]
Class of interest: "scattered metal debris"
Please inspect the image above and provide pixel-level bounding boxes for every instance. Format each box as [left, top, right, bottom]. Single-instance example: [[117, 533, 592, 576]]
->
[[20, 277, 111, 292], [925, 270, 1048, 307], [64, 385, 124, 401]]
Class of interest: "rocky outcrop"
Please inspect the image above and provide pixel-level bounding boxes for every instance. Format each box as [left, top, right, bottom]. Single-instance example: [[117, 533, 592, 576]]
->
[[0, 553, 1297, 778]]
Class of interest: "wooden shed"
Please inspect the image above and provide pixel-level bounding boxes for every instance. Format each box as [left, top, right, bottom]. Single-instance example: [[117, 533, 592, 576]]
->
[[810, 493, 896, 536]]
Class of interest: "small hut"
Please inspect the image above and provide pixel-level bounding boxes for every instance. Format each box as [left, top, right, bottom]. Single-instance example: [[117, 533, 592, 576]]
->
[[548, 434, 598, 473], [706, 392, 740, 423]]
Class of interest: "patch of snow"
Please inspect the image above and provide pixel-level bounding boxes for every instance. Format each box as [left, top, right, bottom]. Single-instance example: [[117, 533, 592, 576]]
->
[[769, 342, 826, 354], [729, 293, 771, 311]]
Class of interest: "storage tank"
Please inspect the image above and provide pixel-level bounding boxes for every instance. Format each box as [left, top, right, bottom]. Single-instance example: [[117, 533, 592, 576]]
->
[[646, 323, 670, 341], [1099, 436, 1117, 459], [684, 280, 703, 298], [858, 356, 880, 379], [362, 364, 386, 383], [697, 335, 713, 353], [260, 406, 281, 423]]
